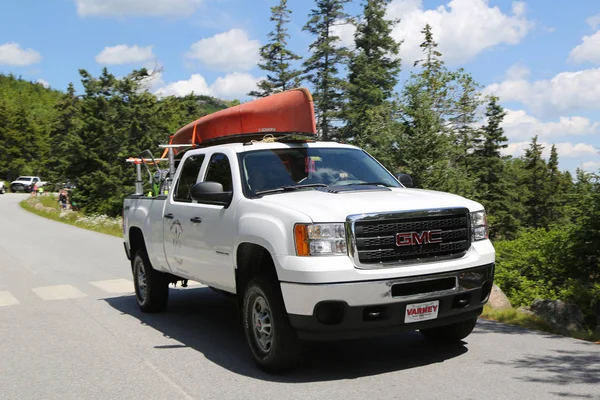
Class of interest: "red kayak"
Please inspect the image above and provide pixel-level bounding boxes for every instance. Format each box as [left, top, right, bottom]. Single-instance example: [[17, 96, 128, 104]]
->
[[163, 88, 317, 156]]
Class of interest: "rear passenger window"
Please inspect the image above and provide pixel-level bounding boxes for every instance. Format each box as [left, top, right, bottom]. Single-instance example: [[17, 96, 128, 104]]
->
[[174, 154, 205, 202], [204, 153, 233, 192]]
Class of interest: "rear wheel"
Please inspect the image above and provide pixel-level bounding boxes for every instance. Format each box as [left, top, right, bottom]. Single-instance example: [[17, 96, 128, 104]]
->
[[132, 249, 169, 312], [420, 317, 478, 344], [242, 276, 301, 373]]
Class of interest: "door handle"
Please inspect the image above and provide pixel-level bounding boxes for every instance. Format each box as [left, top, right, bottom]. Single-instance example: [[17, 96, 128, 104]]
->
[[164, 213, 174, 219], [190, 217, 202, 224]]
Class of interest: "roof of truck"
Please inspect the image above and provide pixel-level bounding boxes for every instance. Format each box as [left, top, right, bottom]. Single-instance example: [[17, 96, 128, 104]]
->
[[182, 140, 361, 155]]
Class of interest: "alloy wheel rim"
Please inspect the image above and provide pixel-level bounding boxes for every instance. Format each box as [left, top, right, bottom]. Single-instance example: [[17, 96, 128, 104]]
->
[[251, 295, 273, 353], [136, 259, 147, 302]]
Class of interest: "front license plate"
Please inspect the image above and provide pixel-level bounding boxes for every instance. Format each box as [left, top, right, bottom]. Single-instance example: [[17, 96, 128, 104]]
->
[[404, 300, 440, 323]]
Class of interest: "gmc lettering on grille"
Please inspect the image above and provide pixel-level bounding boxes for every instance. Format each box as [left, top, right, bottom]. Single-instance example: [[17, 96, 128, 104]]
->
[[396, 230, 443, 246]]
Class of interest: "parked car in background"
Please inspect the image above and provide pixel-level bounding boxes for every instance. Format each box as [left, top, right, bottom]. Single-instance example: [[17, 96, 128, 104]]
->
[[0, 180, 5, 194], [9, 176, 46, 193]]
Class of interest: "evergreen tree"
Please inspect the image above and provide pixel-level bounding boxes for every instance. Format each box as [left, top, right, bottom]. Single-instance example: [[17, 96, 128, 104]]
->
[[47, 83, 84, 186], [522, 136, 549, 229], [302, 0, 351, 140], [472, 97, 518, 239], [341, 0, 401, 144], [544, 144, 568, 225], [249, 0, 303, 97], [397, 24, 482, 197]]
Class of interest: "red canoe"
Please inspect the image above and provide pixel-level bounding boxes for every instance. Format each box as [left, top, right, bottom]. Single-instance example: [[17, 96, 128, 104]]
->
[[164, 88, 317, 156]]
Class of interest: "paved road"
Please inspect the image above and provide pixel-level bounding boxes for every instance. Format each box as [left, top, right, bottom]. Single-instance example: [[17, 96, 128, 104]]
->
[[0, 194, 598, 400]]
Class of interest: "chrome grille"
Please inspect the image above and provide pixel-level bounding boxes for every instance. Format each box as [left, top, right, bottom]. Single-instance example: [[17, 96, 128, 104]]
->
[[349, 208, 471, 267]]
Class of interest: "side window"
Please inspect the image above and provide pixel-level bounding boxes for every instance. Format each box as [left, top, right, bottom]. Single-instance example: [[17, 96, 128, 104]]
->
[[174, 154, 205, 203], [204, 153, 233, 192]]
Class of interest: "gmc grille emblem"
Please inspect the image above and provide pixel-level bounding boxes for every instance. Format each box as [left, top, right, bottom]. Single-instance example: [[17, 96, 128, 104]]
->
[[396, 230, 443, 246]]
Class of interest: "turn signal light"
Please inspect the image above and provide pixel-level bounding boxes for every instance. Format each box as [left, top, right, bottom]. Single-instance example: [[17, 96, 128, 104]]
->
[[294, 224, 310, 256]]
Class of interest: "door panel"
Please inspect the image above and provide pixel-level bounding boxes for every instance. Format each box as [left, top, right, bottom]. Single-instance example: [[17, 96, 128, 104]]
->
[[163, 153, 206, 279], [184, 152, 236, 291]]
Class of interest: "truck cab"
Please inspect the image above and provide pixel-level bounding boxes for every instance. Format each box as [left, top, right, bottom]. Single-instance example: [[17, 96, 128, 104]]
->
[[122, 138, 495, 373]]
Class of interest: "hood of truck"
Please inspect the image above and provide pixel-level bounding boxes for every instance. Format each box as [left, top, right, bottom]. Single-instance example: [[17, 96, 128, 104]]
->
[[255, 187, 484, 221]]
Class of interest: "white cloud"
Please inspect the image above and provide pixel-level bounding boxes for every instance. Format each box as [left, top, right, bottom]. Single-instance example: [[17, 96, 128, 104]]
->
[[568, 30, 600, 65], [587, 13, 600, 30], [333, 0, 532, 66], [186, 29, 260, 72], [330, 22, 355, 49], [75, 0, 202, 18], [505, 64, 530, 80], [485, 66, 600, 117], [503, 109, 600, 140], [36, 79, 50, 88], [0, 42, 42, 66], [503, 141, 598, 159], [155, 72, 262, 100], [95, 44, 155, 65], [582, 161, 600, 172], [155, 74, 211, 97], [210, 72, 263, 99]]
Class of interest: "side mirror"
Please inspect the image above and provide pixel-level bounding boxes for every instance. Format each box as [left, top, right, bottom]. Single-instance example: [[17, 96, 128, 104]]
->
[[395, 173, 413, 188], [190, 181, 233, 206]]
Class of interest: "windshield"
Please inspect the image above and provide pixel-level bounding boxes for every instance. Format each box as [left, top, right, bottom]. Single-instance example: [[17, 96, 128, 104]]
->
[[238, 147, 401, 196], [16, 177, 32, 182]]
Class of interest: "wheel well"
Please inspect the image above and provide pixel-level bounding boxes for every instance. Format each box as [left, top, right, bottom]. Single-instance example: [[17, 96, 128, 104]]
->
[[129, 227, 146, 268], [236, 243, 278, 295]]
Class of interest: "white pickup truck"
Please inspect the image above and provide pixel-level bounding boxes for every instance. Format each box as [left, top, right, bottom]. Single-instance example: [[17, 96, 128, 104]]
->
[[122, 139, 495, 372], [9, 176, 46, 193]]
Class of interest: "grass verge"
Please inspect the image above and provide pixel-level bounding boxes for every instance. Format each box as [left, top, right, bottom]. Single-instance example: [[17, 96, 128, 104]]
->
[[481, 305, 600, 343], [20, 195, 122, 238]]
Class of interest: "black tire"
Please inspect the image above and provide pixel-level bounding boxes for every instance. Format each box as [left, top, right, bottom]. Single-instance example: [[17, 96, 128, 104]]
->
[[242, 276, 302, 373], [132, 249, 169, 313], [420, 317, 478, 344]]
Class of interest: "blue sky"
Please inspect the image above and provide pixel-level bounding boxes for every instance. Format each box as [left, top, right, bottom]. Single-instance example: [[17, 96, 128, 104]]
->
[[1, 0, 599, 174]]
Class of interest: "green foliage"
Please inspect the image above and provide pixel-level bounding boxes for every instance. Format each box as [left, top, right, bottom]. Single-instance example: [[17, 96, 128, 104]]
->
[[341, 0, 401, 144], [494, 215, 600, 328], [0, 75, 62, 181], [0, 70, 227, 217], [395, 25, 483, 200], [249, 0, 303, 97], [302, 0, 352, 140]]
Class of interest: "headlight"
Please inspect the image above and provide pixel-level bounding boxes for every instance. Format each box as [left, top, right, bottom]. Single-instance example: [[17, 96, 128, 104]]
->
[[470, 210, 488, 241], [294, 223, 347, 256]]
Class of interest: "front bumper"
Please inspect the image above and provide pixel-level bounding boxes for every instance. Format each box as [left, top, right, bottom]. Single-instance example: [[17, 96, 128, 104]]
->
[[281, 263, 494, 341]]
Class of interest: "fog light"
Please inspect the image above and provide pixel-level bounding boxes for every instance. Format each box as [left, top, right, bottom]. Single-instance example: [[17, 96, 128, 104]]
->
[[315, 302, 345, 325]]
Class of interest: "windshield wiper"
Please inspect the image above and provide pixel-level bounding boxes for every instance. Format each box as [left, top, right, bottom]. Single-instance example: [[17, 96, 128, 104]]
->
[[255, 183, 328, 196]]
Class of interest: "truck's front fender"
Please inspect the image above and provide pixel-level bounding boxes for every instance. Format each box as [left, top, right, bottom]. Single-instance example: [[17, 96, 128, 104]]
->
[[234, 203, 312, 271]]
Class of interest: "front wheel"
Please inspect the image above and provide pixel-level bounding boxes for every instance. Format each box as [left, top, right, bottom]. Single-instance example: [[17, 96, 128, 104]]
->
[[242, 277, 302, 373], [132, 250, 169, 312], [420, 317, 478, 344]]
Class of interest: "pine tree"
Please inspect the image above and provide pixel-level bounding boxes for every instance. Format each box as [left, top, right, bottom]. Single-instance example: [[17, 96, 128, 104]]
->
[[47, 83, 84, 185], [398, 24, 460, 191], [472, 96, 520, 239], [522, 136, 549, 229], [249, 0, 303, 97], [341, 0, 401, 144], [302, 0, 351, 140], [541, 145, 561, 223]]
